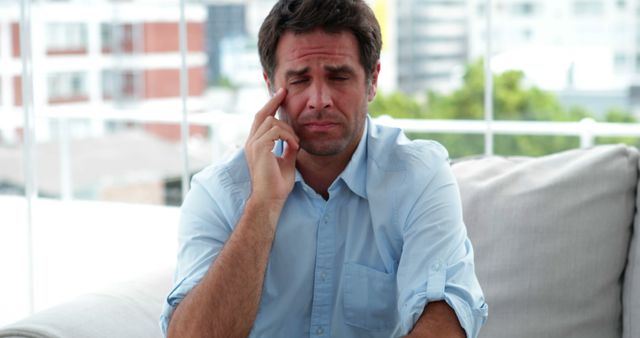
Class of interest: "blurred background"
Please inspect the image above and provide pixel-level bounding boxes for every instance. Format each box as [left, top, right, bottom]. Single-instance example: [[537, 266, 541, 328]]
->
[[1, 0, 639, 326]]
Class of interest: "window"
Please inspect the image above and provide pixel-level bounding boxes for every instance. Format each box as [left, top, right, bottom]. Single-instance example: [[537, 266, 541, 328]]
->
[[511, 2, 536, 16], [46, 23, 87, 53], [47, 72, 88, 103], [573, 0, 604, 16], [614, 52, 628, 69], [3, 0, 639, 329], [102, 69, 142, 102], [101, 23, 137, 54]]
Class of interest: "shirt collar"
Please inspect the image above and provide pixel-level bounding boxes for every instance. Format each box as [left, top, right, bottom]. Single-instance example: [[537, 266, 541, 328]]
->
[[294, 118, 369, 199], [336, 118, 368, 199]]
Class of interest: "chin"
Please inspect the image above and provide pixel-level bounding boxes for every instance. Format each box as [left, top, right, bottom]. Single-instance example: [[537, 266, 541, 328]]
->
[[301, 141, 348, 157]]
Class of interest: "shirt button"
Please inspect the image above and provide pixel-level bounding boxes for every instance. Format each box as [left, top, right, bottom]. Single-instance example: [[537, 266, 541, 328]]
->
[[316, 326, 324, 335], [320, 271, 327, 281], [323, 215, 329, 224]]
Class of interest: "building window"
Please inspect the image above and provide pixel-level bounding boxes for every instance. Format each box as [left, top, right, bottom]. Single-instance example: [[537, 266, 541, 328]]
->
[[102, 69, 142, 102], [46, 23, 87, 54], [101, 23, 136, 54], [511, 2, 536, 16], [614, 53, 627, 69], [47, 72, 88, 103], [573, 0, 604, 16]]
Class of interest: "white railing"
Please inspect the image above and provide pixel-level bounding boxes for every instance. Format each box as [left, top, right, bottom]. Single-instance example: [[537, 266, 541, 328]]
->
[[373, 115, 640, 148], [38, 109, 640, 149], [27, 110, 639, 203]]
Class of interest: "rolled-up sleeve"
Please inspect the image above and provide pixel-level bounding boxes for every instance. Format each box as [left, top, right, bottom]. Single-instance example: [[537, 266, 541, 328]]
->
[[397, 153, 488, 337], [159, 167, 237, 336]]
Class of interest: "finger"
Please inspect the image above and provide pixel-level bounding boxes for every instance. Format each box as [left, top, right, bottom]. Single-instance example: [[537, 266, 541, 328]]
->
[[254, 125, 300, 151], [250, 116, 299, 145], [250, 88, 287, 136]]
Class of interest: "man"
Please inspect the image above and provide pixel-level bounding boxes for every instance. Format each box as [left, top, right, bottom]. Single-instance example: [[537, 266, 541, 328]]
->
[[161, 0, 487, 337]]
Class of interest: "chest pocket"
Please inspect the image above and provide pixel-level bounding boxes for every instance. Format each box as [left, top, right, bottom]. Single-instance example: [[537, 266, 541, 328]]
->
[[342, 262, 398, 331]]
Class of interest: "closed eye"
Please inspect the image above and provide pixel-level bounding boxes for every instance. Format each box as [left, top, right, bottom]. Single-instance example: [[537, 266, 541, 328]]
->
[[330, 76, 349, 81], [289, 78, 309, 85]]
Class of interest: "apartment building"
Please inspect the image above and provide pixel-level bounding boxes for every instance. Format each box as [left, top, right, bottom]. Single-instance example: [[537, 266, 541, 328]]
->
[[468, 0, 638, 114], [469, 0, 636, 77], [396, 0, 468, 94], [0, 0, 208, 144]]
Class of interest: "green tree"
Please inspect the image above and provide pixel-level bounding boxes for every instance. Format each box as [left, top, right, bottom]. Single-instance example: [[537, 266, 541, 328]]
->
[[596, 108, 640, 147], [370, 59, 637, 158]]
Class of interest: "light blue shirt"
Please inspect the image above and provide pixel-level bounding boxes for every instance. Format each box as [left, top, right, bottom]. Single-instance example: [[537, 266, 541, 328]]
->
[[160, 117, 488, 337]]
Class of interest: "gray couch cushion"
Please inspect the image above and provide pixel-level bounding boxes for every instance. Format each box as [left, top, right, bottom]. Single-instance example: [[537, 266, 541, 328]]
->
[[0, 269, 172, 338], [623, 154, 640, 338], [452, 145, 639, 338]]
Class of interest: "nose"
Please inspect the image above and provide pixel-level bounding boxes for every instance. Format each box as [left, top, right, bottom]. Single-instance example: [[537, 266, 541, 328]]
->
[[307, 81, 332, 111]]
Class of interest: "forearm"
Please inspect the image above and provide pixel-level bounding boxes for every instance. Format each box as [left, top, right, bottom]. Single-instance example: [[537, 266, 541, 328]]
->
[[167, 197, 283, 338], [404, 301, 466, 338]]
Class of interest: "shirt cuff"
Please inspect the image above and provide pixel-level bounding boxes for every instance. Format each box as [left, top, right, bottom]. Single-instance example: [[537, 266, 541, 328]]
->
[[444, 292, 488, 338], [159, 278, 199, 337], [399, 259, 447, 334], [399, 260, 488, 338]]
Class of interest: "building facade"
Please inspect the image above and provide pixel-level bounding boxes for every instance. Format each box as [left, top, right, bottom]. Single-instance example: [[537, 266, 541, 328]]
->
[[467, 0, 638, 115], [0, 0, 208, 144], [396, 0, 468, 94], [206, 2, 247, 86]]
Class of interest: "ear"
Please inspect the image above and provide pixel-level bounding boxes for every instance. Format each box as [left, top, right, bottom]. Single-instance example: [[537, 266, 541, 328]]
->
[[367, 61, 381, 102], [263, 71, 273, 96]]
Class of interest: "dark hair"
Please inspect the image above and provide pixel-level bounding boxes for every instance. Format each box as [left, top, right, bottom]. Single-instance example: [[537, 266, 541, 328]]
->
[[258, 0, 382, 83]]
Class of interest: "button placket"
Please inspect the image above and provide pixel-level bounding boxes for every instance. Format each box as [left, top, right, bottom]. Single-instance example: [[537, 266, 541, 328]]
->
[[309, 202, 335, 337]]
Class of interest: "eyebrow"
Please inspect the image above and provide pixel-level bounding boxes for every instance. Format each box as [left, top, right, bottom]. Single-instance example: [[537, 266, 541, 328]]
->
[[284, 65, 356, 80], [285, 67, 310, 80], [324, 65, 356, 75]]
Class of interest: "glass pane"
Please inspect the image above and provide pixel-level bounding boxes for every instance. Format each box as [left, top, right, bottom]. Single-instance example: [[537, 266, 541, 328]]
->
[[34, 0, 201, 308], [368, 0, 491, 158], [0, 0, 31, 326], [482, 0, 639, 154], [0, 0, 216, 318], [22, 0, 211, 208], [202, 0, 271, 161], [371, 0, 640, 157]]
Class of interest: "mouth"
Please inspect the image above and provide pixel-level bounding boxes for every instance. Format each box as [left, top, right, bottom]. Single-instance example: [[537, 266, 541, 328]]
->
[[302, 121, 339, 133]]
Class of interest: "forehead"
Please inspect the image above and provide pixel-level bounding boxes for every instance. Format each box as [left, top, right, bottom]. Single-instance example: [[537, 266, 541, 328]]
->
[[275, 29, 361, 74]]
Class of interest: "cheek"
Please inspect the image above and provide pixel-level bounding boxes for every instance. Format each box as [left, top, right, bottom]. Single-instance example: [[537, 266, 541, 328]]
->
[[281, 94, 306, 119]]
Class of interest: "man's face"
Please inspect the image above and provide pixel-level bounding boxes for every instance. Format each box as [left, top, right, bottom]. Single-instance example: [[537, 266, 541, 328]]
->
[[267, 29, 379, 157]]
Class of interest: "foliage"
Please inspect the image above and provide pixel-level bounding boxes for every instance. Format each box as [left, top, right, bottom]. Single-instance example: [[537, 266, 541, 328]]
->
[[370, 59, 639, 158], [214, 75, 237, 89]]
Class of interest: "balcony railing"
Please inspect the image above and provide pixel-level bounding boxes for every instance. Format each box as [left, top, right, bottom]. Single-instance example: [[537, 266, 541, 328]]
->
[[15, 110, 634, 203]]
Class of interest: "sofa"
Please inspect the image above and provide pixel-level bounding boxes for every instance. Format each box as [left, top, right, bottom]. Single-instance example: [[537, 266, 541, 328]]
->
[[1, 144, 638, 338]]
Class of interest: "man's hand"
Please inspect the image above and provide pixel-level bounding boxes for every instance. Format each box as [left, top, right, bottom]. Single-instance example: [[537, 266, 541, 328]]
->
[[245, 88, 299, 207], [167, 89, 300, 338]]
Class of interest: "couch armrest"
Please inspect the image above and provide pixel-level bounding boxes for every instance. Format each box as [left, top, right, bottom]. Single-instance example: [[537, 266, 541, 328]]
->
[[0, 268, 172, 338], [623, 154, 640, 338]]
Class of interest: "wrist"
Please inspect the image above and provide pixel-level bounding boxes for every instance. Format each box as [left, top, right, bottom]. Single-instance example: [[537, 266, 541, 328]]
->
[[244, 194, 286, 230]]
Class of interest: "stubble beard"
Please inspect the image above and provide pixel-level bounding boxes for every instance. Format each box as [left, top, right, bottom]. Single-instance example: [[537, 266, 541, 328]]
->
[[295, 109, 366, 157]]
